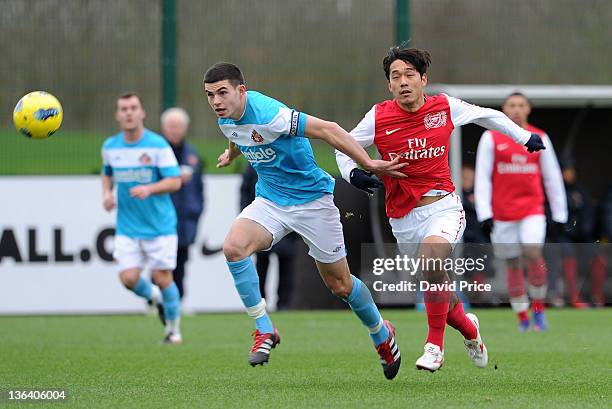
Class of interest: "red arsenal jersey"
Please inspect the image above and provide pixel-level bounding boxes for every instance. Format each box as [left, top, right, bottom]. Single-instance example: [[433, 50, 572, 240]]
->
[[336, 94, 531, 218], [373, 95, 456, 217], [474, 124, 568, 223], [490, 125, 545, 221]]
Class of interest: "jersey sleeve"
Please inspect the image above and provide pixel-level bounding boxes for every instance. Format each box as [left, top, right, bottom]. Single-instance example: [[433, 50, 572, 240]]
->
[[539, 135, 568, 223], [474, 131, 495, 221], [157, 146, 181, 178], [267, 107, 307, 137], [447, 95, 531, 145], [101, 147, 113, 176], [335, 106, 376, 182]]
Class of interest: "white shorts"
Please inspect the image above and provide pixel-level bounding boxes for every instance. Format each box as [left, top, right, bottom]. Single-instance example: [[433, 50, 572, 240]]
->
[[112, 234, 178, 272], [389, 192, 466, 256], [238, 194, 346, 264], [491, 214, 546, 259]]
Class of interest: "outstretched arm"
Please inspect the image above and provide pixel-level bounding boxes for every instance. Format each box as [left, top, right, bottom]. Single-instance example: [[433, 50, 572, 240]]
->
[[447, 95, 543, 151], [334, 106, 375, 182], [304, 114, 405, 177]]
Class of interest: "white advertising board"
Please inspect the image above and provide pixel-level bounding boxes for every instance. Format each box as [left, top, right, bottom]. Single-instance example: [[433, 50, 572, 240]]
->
[[0, 175, 245, 314]]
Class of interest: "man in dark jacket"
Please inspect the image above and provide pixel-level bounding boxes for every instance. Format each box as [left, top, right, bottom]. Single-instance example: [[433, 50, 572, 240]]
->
[[555, 160, 607, 307], [161, 107, 204, 299]]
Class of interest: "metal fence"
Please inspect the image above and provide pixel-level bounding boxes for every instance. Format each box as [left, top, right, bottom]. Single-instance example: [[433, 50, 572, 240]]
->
[[1, 0, 611, 174]]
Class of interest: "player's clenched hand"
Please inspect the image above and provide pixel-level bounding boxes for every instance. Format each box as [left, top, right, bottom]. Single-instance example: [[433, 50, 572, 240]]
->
[[364, 156, 407, 178], [349, 168, 383, 195], [103, 193, 115, 211], [130, 185, 152, 200], [216, 149, 233, 168], [525, 133, 546, 153]]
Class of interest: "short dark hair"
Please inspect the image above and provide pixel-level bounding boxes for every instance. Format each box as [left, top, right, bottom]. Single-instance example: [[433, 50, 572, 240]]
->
[[383, 47, 431, 80], [118, 92, 144, 108], [203, 62, 245, 87], [504, 91, 531, 106]]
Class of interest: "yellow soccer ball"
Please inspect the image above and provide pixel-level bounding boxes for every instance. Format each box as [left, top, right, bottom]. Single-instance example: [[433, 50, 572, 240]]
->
[[13, 91, 63, 139]]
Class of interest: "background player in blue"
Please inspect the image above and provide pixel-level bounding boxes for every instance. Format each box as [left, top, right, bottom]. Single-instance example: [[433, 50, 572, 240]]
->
[[101, 93, 183, 344], [203, 62, 406, 379]]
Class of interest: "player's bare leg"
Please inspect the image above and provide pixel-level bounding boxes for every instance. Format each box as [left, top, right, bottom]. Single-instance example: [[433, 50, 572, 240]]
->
[[119, 267, 164, 332], [523, 245, 548, 331], [119, 267, 143, 289], [119, 267, 162, 319], [224, 218, 280, 366], [152, 269, 182, 344], [317, 258, 401, 380]]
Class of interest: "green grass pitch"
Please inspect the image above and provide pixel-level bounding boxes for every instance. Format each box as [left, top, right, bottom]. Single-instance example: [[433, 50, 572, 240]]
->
[[1, 309, 610, 408]]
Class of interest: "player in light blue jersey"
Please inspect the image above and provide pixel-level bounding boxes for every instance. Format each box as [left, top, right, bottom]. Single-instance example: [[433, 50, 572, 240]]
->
[[203, 62, 406, 379], [101, 93, 183, 344]]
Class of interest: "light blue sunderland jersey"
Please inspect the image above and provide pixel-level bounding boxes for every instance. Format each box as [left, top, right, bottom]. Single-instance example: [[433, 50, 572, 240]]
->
[[101, 129, 180, 238], [218, 91, 335, 206]]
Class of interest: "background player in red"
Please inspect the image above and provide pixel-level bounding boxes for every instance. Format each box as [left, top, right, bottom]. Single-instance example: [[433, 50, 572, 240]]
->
[[336, 47, 546, 372], [474, 92, 567, 331]]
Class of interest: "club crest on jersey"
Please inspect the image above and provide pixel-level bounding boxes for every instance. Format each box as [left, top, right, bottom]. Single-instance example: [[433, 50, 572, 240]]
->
[[139, 153, 152, 165], [424, 111, 447, 130], [251, 129, 264, 143]]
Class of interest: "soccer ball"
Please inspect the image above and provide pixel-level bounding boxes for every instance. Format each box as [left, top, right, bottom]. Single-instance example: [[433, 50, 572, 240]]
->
[[13, 91, 63, 139]]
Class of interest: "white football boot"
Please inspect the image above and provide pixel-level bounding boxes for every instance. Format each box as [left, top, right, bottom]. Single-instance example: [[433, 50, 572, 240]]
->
[[163, 332, 183, 345], [464, 313, 488, 368], [415, 342, 444, 372]]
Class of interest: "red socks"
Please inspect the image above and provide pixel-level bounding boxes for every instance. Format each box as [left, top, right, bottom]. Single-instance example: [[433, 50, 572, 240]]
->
[[532, 300, 545, 313], [527, 257, 547, 288], [591, 255, 607, 305], [507, 265, 526, 298], [446, 302, 478, 340], [424, 289, 450, 349], [527, 257, 547, 310], [563, 257, 579, 301]]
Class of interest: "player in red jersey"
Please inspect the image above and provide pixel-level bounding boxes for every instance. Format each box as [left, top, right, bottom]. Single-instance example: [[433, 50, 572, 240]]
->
[[474, 92, 567, 332], [336, 47, 546, 372]]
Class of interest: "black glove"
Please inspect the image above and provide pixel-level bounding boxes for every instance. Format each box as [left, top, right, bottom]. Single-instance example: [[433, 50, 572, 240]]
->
[[550, 221, 567, 237], [525, 133, 546, 153], [480, 218, 494, 236], [349, 168, 383, 194]]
